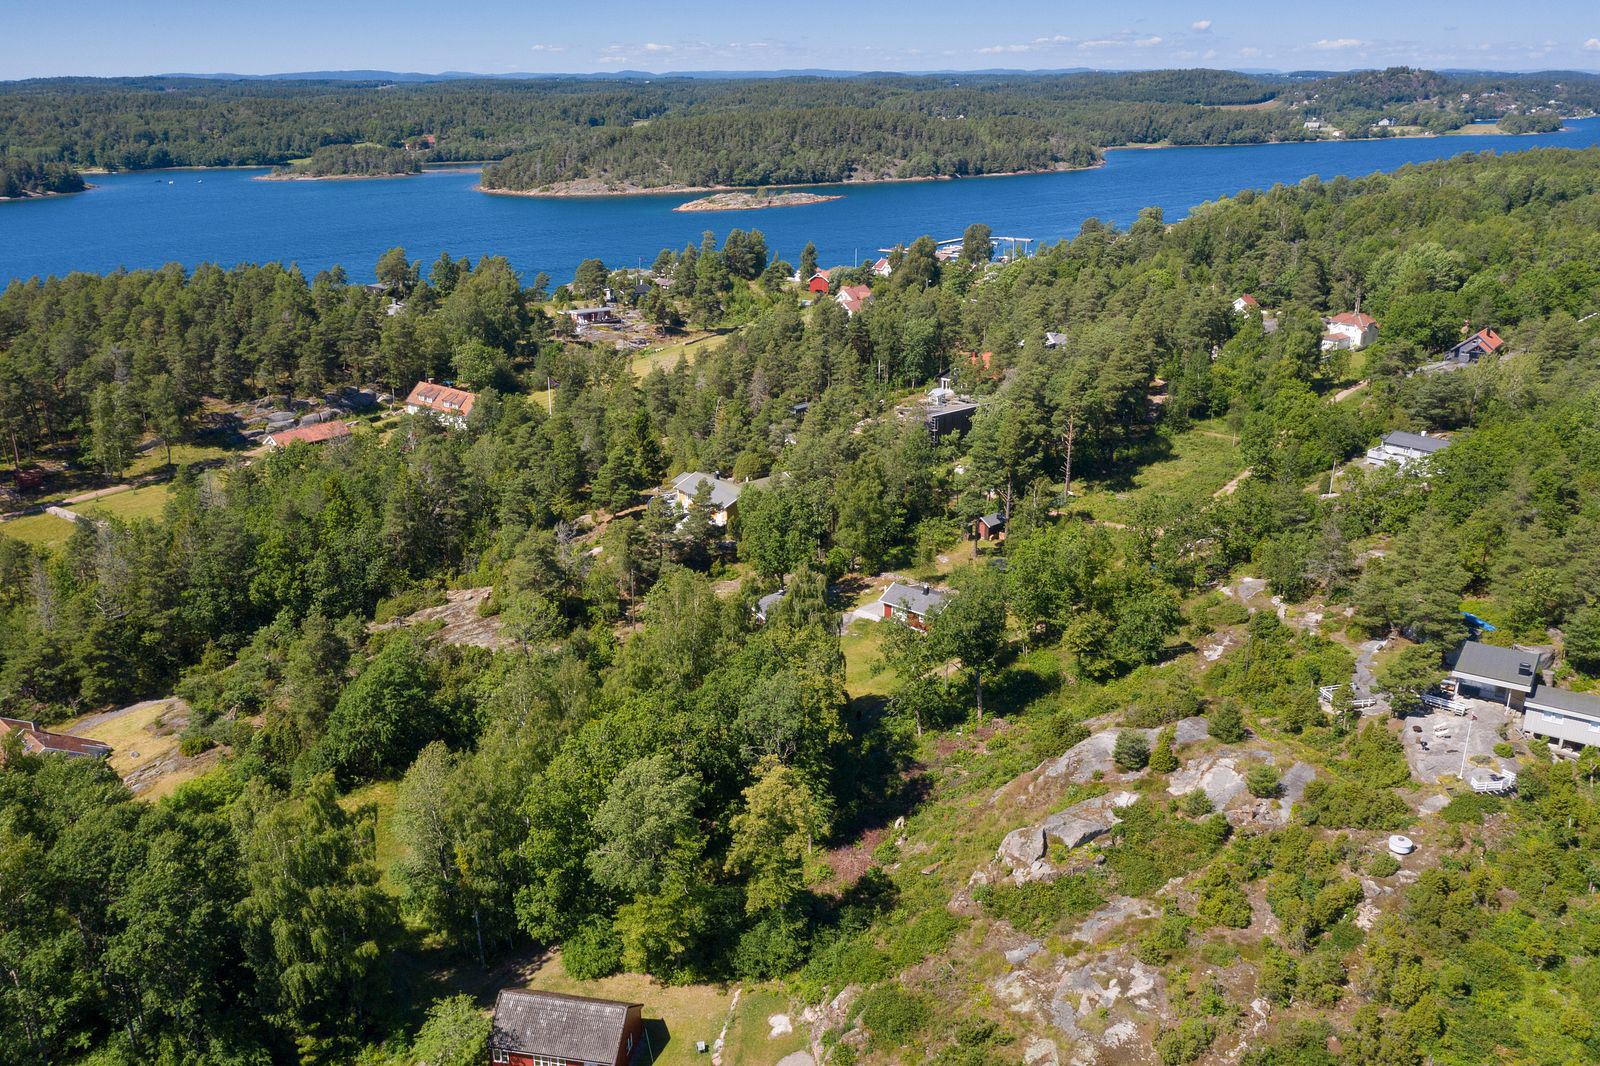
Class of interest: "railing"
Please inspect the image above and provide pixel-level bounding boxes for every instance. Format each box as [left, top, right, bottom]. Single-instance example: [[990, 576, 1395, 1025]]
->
[[1318, 684, 1379, 711], [1422, 693, 1469, 715], [1468, 769, 1517, 794]]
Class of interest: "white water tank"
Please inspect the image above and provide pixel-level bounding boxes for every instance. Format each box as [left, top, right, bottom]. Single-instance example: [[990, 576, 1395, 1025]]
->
[[1387, 834, 1415, 856]]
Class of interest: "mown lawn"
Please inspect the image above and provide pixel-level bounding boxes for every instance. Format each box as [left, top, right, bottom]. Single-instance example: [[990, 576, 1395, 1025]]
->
[[67, 482, 173, 523], [126, 441, 242, 477], [841, 620, 894, 699], [0, 510, 77, 548], [1072, 418, 1243, 525]]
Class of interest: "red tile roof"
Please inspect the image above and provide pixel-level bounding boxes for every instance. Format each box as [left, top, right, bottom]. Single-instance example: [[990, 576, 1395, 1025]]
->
[[1327, 311, 1377, 328], [837, 284, 873, 314], [265, 421, 352, 448], [405, 381, 477, 419], [1236, 294, 1259, 307], [1472, 327, 1504, 352], [0, 717, 113, 759]]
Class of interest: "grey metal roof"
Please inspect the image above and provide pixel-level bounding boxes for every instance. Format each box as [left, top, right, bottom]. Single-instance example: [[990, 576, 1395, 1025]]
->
[[1381, 431, 1449, 454], [978, 512, 1005, 528], [756, 589, 786, 619], [1452, 641, 1542, 691], [880, 580, 950, 618], [672, 472, 742, 510], [490, 989, 637, 1062], [1525, 685, 1600, 721]]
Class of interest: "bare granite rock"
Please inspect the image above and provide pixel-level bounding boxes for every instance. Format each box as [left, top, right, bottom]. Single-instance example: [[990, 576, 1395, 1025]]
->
[[996, 791, 1140, 883]]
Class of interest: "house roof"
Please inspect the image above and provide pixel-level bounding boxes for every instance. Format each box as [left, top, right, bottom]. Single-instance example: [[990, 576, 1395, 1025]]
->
[[0, 717, 112, 759], [1044, 331, 1068, 348], [756, 589, 786, 619], [266, 421, 351, 448], [1235, 294, 1259, 307], [1525, 685, 1600, 722], [490, 989, 638, 1062], [1380, 430, 1449, 454], [1450, 327, 1504, 358], [880, 580, 950, 618], [1451, 641, 1542, 692], [1327, 312, 1377, 328], [978, 512, 1005, 528], [837, 284, 873, 314], [405, 381, 476, 418], [671, 472, 743, 510]]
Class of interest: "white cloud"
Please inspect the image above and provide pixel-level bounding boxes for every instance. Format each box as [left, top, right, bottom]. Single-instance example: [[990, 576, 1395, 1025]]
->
[[1134, 35, 1163, 47], [977, 34, 1072, 55], [529, 44, 565, 53], [1079, 39, 1120, 49], [642, 42, 673, 52], [1585, 38, 1600, 51], [1239, 46, 1263, 57], [1311, 38, 1364, 50], [1191, 19, 1212, 32]]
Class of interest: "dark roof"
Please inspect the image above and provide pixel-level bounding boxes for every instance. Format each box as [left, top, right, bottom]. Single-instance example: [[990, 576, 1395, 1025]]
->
[[0, 717, 112, 759], [1452, 641, 1542, 692], [880, 581, 950, 618], [1381, 430, 1449, 454], [1525, 685, 1600, 721], [491, 989, 638, 1062], [978, 512, 1005, 528]]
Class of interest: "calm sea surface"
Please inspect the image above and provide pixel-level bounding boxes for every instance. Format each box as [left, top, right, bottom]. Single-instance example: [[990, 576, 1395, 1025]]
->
[[4, 119, 1599, 285]]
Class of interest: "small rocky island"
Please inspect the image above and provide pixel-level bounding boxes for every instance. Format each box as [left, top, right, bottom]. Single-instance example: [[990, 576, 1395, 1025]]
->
[[673, 190, 842, 212]]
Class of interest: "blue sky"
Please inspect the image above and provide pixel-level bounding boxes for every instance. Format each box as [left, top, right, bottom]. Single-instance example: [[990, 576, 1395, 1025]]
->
[[4, 0, 1599, 79]]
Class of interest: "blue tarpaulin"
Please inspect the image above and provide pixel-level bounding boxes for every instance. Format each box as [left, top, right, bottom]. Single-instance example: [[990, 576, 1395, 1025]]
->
[[1462, 612, 1497, 632]]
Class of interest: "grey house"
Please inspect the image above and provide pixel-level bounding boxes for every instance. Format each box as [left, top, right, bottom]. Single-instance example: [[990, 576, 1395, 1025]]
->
[[1366, 430, 1449, 467], [1524, 686, 1600, 751], [489, 989, 646, 1066], [1448, 642, 1542, 709], [877, 581, 951, 631]]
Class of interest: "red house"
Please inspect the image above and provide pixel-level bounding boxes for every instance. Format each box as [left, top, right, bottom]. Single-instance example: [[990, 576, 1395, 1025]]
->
[[264, 421, 352, 449], [0, 717, 112, 761], [806, 272, 831, 294], [490, 990, 647, 1066]]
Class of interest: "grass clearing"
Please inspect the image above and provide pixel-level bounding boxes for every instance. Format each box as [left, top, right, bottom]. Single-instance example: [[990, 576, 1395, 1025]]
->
[[1072, 418, 1243, 525], [0, 510, 77, 548], [841, 621, 893, 699], [632, 330, 728, 377], [66, 698, 218, 801], [341, 780, 404, 889], [68, 482, 173, 523], [127, 441, 241, 478]]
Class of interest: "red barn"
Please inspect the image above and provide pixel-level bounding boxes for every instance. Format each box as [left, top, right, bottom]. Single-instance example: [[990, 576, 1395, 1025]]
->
[[806, 271, 831, 293], [489, 989, 647, 1066]]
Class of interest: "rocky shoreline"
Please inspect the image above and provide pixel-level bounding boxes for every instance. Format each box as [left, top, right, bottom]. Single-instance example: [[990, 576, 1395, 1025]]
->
[[673, 190, 843, 212]]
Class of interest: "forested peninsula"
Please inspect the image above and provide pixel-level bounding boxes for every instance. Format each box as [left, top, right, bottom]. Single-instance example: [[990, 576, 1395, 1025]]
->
[[1, 67, 1595, 193], [0, 154, 85, 198], [5, 146, 1600, 1066], [264, 143, 422, 180]]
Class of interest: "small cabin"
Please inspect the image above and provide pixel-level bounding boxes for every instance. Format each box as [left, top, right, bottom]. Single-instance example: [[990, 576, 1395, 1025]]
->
[[489, 989, 646, 1066]]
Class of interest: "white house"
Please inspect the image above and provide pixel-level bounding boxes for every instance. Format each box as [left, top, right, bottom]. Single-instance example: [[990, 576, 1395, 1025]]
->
[[871, 256, 893, 278], [404, 381, 477, 429], [1321, 312, 1378, 351], [1366, 430, 1449, 467], [1524, 686, 1600, 752], [1232, 294, 1260, 315]]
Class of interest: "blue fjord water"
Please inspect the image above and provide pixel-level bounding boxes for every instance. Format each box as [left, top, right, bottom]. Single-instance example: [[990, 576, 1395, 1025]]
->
[[3, 119, 1599, 285]]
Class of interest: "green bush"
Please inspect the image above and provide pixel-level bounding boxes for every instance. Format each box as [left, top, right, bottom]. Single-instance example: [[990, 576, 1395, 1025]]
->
[[1245, 765, 1281, 799], [1156, 1017, 1218, 1065], [1135, 909, 1193, 965], [857, 985, 932, 1052], [562, 917, 623, 980], [1439, 791, 1501, 824], [974, 874, 1104, 934], [1178, 790, 1214, 817], [1114, 730, 1150, 771], [1208, 700, 1247, 743], [1149, 726, 1180, 773], [733, 915, 807, 979], [408, 994, 490, 1066], [1366, 852, 1401, 877], [1493, 741, 1515, 758], [178, 732, 216, 757], [1296, 779, 1410, 830]]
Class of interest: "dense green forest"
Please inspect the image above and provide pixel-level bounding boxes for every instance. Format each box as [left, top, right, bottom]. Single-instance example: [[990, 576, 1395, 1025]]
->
[[4, 147, 1600, 1065], [0, 153, 85, 197], [2, 68, 1597, 189], [275, 143, 422, 178]]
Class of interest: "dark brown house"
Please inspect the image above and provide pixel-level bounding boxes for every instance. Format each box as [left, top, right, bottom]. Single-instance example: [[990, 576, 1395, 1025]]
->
[[489, 989, 647, 1066]]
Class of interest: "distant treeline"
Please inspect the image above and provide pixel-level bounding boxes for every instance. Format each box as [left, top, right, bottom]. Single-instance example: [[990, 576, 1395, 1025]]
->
[[0, 155, 84, 198], [281, 143, 421, 177], [2, 67, 1597, 189]]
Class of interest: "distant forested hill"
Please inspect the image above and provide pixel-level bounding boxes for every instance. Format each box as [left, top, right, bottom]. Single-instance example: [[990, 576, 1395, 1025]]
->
[[1, 68, 1597, 190]]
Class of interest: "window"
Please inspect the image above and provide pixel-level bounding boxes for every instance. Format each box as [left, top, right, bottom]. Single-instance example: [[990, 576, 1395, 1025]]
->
[[491, 1052, 509, 1064]]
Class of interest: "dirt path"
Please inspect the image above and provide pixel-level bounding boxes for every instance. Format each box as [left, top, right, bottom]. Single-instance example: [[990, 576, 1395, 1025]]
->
[[1331, 380, 1369, 403], [1213, 469, 1252, 498], [64, 483, 132, 504]]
